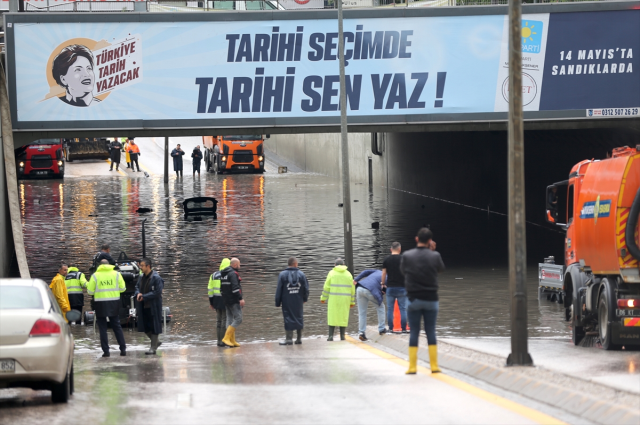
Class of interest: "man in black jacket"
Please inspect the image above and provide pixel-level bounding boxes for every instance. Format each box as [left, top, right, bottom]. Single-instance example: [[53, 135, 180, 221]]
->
[[135, 258, 164, 355], [401, 228, 444, 375], [220, 258, 244, 347], [109, 139, 122, 171]]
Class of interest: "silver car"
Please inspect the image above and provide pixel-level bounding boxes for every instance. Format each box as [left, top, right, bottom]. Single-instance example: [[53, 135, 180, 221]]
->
[[0, 279, 74, 403]]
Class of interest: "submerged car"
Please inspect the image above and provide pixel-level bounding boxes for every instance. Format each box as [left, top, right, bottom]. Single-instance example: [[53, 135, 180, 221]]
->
[[0, 279, 74, 403]]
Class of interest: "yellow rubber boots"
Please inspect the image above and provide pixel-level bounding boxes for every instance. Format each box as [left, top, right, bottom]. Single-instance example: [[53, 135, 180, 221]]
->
[[406, 345, 441, 374], [429, 344, 441, 373], [231, 327, 240, 347], [405, 346, 418, 374], [221, 326, 236, 347]]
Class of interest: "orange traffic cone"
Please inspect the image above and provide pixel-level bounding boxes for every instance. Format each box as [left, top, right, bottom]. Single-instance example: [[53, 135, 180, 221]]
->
[[393, 301, 409, 332]]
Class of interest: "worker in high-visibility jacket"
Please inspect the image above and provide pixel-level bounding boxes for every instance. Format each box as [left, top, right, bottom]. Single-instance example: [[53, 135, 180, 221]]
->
[[50, 263, 71, 323], [320, 258, 355, 341], [87, 259, 127, 357], [65, 265, 88, 324], [208, 258, 230, 347]]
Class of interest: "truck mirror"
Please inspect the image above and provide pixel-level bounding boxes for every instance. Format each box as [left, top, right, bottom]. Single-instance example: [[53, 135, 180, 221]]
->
[[546, 210, 556, 224], [265, 134, 271, 139]]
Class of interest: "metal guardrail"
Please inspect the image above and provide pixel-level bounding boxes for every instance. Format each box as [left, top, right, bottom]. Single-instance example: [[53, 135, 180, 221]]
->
[[25, 1, 136, 11], [18, 0, 624, 13]]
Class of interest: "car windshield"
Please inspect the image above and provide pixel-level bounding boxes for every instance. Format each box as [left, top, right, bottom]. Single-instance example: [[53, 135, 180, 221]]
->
[[222, 135, 261, 141], [0, 286, 43, 310], [32, 139, 60, 145]]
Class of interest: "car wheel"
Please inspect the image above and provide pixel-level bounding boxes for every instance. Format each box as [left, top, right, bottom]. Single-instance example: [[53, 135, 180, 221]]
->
[[51, 371, 70, 403], [599, 280, 622, 350]]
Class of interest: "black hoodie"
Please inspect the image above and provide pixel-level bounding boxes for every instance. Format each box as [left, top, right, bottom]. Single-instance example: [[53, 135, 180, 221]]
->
[[220, 266, 242, 306]]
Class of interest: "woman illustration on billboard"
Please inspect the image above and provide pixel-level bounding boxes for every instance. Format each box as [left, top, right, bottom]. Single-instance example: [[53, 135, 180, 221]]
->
[[52, 44, 100, 107]]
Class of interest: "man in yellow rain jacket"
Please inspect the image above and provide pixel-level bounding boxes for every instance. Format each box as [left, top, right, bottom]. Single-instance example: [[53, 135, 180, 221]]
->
[[50, 263, 71, 323], [320, 258, 355, 341]]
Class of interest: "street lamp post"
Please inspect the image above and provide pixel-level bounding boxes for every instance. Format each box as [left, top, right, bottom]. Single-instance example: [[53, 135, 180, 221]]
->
[[506, 0, 533, 367], [337, 0, 354, 274], [164, 137, 169, 184]]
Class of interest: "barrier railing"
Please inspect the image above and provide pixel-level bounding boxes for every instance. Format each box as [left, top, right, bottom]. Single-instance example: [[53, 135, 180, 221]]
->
[[25, 1, 137, 11], [19, 0, 623, 13]]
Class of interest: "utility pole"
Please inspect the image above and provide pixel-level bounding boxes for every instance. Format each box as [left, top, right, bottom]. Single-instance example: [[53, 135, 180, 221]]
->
[[506, 0, 533, 366], [337, 0, 354, 274], [164, 137, 169, 184]]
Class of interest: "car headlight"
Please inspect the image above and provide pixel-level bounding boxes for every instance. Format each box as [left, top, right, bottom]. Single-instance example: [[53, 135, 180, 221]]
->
[[19, 161, 24, 167], [57, 160, 63, 166], [221, 156, 227, 161], [258, 156, 264, 161]]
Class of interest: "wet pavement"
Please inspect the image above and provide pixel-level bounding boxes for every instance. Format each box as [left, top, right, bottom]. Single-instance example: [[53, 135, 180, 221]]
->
[[0, 339, 555, 425], [442, 337, 640, 394], [16, 137, 571, 353]]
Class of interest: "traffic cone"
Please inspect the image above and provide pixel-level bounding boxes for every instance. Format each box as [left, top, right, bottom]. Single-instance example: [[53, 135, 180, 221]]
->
[[393, 301, 409, 332]]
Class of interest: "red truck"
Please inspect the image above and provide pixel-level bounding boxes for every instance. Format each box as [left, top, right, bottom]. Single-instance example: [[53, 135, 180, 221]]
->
[[15, 139, 65, 179]]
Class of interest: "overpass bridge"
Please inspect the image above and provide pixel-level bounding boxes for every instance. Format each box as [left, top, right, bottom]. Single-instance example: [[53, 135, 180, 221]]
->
[[2, 1, 639, 276]]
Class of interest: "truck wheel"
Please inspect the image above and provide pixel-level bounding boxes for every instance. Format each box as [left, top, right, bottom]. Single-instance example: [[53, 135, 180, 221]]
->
[[599, 281, 622, 350], [572, 298, 585, 346]]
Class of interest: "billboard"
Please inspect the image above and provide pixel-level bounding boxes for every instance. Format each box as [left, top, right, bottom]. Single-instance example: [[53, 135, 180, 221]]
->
[[4, 5, 639, 132]]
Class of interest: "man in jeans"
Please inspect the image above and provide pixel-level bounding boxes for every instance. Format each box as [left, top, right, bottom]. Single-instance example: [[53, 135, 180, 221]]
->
[[353, 269, 386, 341], [401, 228, 444, 374], [382, 242, 407, 333]]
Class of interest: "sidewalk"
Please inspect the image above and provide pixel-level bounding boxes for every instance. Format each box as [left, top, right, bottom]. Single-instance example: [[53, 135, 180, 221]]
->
[[365, 327, 640, 425]]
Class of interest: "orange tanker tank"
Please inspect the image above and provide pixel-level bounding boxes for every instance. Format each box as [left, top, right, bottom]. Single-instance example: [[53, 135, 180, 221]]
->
[[540, 146, 640, 350]]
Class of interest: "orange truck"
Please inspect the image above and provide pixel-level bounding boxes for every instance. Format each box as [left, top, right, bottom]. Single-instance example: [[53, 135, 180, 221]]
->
[[202, 135, 265, 174], [539, 146, 640, 349]]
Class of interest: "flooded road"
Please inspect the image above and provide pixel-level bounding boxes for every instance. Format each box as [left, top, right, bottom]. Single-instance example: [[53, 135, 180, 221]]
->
[[19, 161, 570, 352]]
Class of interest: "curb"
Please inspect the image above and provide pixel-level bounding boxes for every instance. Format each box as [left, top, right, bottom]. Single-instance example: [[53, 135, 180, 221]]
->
[[366, 328, 640, 425]]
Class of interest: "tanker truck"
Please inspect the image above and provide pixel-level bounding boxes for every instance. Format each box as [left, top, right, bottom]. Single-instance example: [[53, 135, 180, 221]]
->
[[539, 145, 640, 350]]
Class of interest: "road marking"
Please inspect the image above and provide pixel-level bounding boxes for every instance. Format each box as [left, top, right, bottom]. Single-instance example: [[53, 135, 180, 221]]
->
[[346, 336, 566, 425], [104, 160, 127, 177]]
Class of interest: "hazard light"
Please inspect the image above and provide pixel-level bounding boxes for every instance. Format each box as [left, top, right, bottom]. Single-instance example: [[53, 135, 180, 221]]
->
[[618, 299, 638, 309]]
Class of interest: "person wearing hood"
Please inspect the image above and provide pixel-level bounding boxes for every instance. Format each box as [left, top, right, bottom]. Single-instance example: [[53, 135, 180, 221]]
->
[[275, 257, 309, 345], [320, 258, 355, 341], [354, 269, 387, 341], [209, 258, 231, 347], [171, 144, 185, 178], [134, 258, 165, 355], [220, 258, 244, 347], [87, 259, 127, 357], [65, 264, 88, 324], [191, 145, 203, 177]]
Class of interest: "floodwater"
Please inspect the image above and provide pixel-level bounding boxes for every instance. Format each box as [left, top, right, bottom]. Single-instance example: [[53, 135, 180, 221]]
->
[[19, 168, 570, 352]]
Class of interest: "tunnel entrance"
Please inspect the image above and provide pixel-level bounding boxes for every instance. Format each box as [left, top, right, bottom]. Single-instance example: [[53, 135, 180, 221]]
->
[[382, 127, 640, 267]]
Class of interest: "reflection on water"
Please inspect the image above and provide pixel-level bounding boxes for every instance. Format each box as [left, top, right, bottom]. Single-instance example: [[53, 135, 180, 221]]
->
[[20, 172, 570, 351]]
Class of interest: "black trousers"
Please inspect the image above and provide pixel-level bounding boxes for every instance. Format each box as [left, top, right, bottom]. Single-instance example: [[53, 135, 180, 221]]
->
[[131, 158, 140, 171], [97, 316, 126, 354], [110, 160, 120, 170]]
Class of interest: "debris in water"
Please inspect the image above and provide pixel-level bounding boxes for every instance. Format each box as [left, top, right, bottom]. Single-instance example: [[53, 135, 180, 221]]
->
[[371, 222, 380, 229], [137, 208, 152, 214]]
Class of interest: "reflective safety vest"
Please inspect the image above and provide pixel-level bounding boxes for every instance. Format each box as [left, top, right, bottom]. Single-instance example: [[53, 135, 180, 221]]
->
[[208, 271, 222, 298], [65, 267, 87, 293], [86, 264, 126, 302], [208, 258, 230, 298]]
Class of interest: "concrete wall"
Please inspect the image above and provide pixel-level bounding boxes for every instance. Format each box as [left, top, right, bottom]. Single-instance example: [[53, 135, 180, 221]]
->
[[266, 133, 387, 187], [0, 134, 15, 277]]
